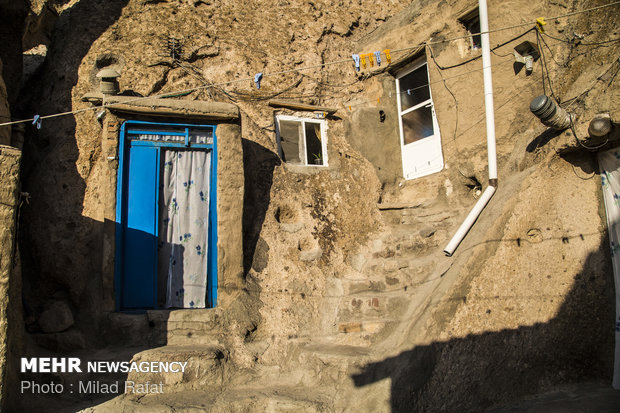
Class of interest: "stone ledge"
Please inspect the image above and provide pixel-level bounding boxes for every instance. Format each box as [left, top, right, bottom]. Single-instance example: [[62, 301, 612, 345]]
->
[[104, 96, 239, 121]]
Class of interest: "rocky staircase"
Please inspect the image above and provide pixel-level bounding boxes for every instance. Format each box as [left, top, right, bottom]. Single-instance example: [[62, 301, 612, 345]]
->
[[98, 309, 232, 392], [221, 199, 462, 410], [103, 308, 226, 348], [74, 192, 462, 411], [326, 201, 457, 349]]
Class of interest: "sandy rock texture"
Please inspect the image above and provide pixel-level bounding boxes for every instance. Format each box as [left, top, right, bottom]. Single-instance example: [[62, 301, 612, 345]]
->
[[5, 0, 619, 411], [0, 146, 22, 409]]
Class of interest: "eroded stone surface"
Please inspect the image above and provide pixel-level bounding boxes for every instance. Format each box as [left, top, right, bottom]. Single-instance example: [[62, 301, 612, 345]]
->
[[2, 0, 618, 412]]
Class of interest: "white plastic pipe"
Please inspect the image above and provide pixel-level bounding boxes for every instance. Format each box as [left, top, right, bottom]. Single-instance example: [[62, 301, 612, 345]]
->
[[444, 0, 497, 257]]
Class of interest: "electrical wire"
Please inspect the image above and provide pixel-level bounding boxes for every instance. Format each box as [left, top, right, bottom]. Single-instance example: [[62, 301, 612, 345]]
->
[[428, 44, 460, 147], [396, 56, 515, 98], [561, 56, 620, 109], [428, 27, 535, 70], [536, 30, 559, 101], [571, 162, 596, 180], [537, 29, 563, 68], [388, 1, 620, 55], [542, 31, 620, 46], [570, 117, 609, 151], [0, 0, 618, 129]]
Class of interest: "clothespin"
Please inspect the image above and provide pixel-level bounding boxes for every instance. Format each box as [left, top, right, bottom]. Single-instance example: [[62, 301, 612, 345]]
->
[[352, 54, 361, 72], [374, 51, 382, 66], [383, 49, 392, 64], [254, 73, 263, 89], [536, 17, 546, 33], [361, 54, 367, 69], [407, 89, 412, 95], [366, 53, 374, 67], [32, 114, 42, 129]]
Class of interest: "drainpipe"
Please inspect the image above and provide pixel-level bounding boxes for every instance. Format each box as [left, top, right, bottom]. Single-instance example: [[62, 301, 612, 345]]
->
[[444, 0, 497, 257]]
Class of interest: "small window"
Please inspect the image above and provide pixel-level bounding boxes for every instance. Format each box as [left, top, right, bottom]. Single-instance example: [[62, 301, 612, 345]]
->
[[276, 115, 327, 166], [459, 9, 482, 51]]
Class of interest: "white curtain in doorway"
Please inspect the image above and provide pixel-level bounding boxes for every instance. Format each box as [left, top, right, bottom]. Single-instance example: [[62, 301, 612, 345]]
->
[[159, 149, 211, 308], [598, 148, 620, 390]]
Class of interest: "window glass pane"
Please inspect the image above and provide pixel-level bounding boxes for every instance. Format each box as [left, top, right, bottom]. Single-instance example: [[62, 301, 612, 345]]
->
[[279, 120, 302, 164], [467, 17, 481, 49], [399, 64, 430, 111], [129, 127, 214, 145], [135, 134, 184, 142], [305, 122, 323, 165], [189, 130, 213, 144], [402, 105, 434, 144]]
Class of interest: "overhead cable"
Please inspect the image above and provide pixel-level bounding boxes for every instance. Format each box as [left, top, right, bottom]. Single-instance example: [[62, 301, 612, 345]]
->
[[0, 0, 617, 129]]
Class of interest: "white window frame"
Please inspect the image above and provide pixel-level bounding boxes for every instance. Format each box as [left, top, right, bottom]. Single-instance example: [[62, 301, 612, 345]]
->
[[395, 56, 443, 180], [275, 115, 328, 167]]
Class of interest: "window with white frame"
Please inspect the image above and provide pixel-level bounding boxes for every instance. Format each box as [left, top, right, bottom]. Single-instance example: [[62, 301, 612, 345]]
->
[[275, 115, 328, 166], [395, 55, 443, 180]]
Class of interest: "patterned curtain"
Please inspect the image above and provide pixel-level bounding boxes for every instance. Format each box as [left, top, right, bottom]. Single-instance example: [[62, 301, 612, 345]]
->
[[598, 148, 620, 390], [158, 149, 211, 308]]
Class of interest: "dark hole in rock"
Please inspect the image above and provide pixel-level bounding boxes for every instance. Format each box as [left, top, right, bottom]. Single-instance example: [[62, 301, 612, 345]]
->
[[465, 175, 482, 191], [275, 204, 298, 224]]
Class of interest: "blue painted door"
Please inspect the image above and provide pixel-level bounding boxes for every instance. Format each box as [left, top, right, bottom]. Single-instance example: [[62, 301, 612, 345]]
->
[[121, 145, 160, 309], [116, 121, 218, 311]]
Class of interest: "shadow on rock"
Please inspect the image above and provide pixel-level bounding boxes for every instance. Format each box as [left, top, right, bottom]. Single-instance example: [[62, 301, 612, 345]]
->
[[352, 238, 616, 412]]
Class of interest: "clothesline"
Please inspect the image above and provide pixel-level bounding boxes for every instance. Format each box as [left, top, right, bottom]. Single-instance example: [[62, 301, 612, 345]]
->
[[0, 0, 617, 129]]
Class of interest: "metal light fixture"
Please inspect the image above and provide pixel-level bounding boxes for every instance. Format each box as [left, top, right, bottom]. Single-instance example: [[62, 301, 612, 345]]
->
[[514, 41, 539, 75]]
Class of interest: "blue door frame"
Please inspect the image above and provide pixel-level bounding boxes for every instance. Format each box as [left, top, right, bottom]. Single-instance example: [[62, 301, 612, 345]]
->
[[115, 120, 218, 311]]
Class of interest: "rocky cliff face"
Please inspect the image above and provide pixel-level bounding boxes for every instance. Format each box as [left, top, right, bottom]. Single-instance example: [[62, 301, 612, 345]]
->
[[7, 0, 620, 411]]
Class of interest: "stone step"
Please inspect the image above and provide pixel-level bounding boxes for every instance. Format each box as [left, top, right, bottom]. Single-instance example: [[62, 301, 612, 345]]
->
[[101, 313, 156, 346], [336, 289, 408, 316], [102, 309, 224, 347], [370, 233, 446, 260], [126, 345, 230, 391], [295, 343, 374, 384], [342, 259, 438, 293], [147, 309, 225, 346], [19, 347, 141, 407], [85, 384, 338, 412], [379, 207, 454, 225]]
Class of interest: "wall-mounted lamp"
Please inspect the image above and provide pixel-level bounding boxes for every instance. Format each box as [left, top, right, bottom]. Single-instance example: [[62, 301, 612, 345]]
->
[[514, 41, 540, 75]]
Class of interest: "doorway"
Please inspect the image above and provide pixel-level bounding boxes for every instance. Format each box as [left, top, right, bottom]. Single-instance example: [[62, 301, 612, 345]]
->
[[115, 121, 217, 310]]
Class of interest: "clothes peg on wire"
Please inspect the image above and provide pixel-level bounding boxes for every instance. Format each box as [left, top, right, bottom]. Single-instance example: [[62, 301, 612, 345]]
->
[[254, 72, 263, 89], [352, 54, 361, 72], [32, 114, 42, 129], [383, 49, 391, 64]]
